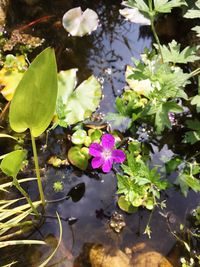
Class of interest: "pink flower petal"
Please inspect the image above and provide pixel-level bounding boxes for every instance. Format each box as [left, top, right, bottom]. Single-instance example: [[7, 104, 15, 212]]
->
[[102, 158, 113, 173], [91, 157, 104, 169], [112, 149, 126, 163], [89, 143, 103, 157], [101, 134, 115, 149]]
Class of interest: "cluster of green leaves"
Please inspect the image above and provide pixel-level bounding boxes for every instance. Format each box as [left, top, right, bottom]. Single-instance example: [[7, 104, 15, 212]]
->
[[166, 157, 200, 196], [184, 0, 200, 37], [68, 127, 102, 170], [117, 141, 168, 213], [123, 0, 187, 18], [108, 46, 197, 133]]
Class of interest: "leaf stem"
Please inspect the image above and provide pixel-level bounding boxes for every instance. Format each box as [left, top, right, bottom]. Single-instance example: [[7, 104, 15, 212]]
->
[[31, 133, 45, 207], [148, 0, 164, 62], [13, 177, 39, 216], [189, 67, 200, 78]]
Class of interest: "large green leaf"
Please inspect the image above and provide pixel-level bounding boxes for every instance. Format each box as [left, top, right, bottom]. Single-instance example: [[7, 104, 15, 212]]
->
[[0, 150, 27, 178], [9, 48, 58, 137], [57, 69, 102, 125]]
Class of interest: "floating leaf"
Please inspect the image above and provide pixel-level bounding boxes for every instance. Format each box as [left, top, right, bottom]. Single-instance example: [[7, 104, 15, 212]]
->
[[9, 48, 58, 137], [118, 196, 137, 213], [62, 7, 99, 37], [57, 69, 101, 125], [68, 146, 89, 170], [71, 129, 87, 145]]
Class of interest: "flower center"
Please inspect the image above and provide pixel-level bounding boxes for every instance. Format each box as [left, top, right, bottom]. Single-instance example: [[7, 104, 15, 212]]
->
[[102, 149, 112, 160]]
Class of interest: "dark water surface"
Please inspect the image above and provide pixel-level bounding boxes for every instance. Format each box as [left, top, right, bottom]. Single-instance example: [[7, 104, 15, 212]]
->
[[1, 1, 200, 266]]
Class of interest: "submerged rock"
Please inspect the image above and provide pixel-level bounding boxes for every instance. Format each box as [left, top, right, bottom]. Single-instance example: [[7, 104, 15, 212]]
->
[[74, 243, 173, 267], [131, 251, 173, 267], [89, 244, 131, 267]]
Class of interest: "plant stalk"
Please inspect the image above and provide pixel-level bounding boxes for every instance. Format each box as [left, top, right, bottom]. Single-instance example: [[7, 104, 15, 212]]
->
[[13, 177, 39, 216], [31, 133, 45, 206], [148, 0, 164, 62]]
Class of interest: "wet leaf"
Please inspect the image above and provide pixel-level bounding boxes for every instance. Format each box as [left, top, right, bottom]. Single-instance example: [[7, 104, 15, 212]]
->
[[71, 129, 87, 145], [68, 146, 89, 170], [0, 150, 27, 178], [67, 183, 85, 202], [62, 7, 99, 37], [57, 69, 102, 125], [9, 48, 58, 137], [118, 196, 137, 213]]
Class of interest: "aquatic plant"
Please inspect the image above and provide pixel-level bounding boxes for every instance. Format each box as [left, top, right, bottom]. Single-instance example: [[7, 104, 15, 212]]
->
[[9, 47, 58, 206], [55, 69, 102, 127], [89, 133, 126, 173]]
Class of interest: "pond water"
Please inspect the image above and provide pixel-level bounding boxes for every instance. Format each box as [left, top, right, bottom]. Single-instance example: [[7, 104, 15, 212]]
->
[[1, 0, 200, 266]]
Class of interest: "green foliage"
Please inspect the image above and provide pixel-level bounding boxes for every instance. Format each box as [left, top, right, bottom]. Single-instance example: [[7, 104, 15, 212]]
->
[[183, 119, 200, 144], [9, 48, 58, 137], [184, 0, 200, 18], [71, 129, 87, 145], [155, 101, 183, 133], [68, 128, 102, 170], [165, 156, 182, 174], [56, 69, 101, 126], [0, 150, 27, 178], [191, 95, 200, 112], [153, 0, 187, 13], [176, 172, 200, 197], [158, 40, 200, 64], [117, 141, 168, 211], [68, 146, 90, 171], [123, 0, 186, 17], [193, 205, 200, 225], [113, 51, 190, 132]]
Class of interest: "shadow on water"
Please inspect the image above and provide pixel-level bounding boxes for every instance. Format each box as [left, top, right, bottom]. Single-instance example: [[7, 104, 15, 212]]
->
[[1, 0, 200, 266]]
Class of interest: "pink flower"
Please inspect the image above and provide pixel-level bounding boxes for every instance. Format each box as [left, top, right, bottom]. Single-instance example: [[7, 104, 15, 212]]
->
[[89, 134, 126, 173]]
